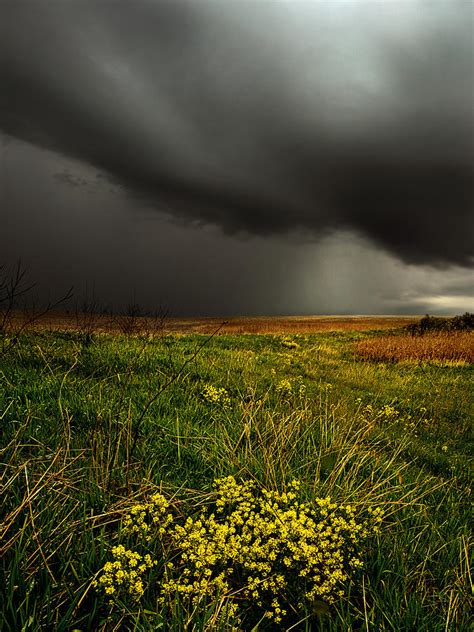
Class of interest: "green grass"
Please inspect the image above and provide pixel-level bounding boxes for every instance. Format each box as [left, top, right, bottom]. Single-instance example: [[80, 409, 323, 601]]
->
[[1, 328, 472, 630]]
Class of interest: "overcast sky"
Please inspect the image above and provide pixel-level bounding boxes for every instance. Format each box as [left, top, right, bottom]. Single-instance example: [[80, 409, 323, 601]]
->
[[1, 0, 473, 316]]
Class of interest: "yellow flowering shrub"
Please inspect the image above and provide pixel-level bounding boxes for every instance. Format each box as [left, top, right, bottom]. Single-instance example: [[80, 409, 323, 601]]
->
[[381, 404, 398, 418], [95, 477, 383, 627], [276, 378, 293, 396], [94, 545, 155, 598], [201, 384, 231, 408], [122, 492, 173, 540], [276, 376, 306, 399]]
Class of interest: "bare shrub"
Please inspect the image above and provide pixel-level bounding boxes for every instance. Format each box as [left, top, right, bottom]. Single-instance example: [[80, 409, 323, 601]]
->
[[0, 261, 72, 353]]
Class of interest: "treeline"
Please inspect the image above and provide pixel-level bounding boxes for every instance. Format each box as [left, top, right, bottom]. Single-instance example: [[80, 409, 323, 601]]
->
[[406, 313, 474, 336]]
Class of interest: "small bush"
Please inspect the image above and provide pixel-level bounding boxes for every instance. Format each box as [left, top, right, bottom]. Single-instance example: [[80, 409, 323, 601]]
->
[[406, 313, 474, 336]]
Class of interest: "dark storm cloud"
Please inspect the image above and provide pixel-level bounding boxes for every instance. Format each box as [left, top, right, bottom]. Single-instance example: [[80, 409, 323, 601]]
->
[[1, 0, 473, 266]]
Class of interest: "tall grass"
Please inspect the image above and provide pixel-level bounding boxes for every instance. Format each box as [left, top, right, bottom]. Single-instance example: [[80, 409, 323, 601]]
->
[[355, 331, 473, 364]]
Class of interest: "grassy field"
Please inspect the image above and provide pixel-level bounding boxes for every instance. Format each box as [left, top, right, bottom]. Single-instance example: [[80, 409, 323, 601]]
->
[[7, 310, 418, 335], [1, 320, 472, 630]]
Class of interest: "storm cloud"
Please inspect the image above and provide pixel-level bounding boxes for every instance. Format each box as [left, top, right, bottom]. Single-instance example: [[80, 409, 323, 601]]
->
[[1, 0, 473, 267]]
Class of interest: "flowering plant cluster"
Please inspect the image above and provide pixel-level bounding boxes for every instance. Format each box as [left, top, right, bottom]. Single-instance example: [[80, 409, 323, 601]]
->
[[93, 545, 155, 598], [95, 477, 383, 626], [276, 376, 306, 399], [122, 492, 173, 541], [201, 384, 231, 408]]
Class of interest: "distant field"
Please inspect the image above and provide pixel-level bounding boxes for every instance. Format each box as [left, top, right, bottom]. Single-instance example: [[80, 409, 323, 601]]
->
[[7, 310, 419, 334], [1, 322, 472, 630]]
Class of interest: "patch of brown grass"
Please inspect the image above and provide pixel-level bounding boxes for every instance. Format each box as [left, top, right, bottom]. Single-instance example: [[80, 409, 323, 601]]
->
[[355, 332, 474, 364]]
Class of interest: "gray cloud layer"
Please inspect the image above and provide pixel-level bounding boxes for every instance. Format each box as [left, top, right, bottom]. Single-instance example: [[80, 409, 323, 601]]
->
[[1, 0, 473, 266]]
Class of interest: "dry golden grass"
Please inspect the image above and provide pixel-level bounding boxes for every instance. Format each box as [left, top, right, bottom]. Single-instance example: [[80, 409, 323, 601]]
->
[[355, 331, 474, 364], [5, 311, 418, 335]]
